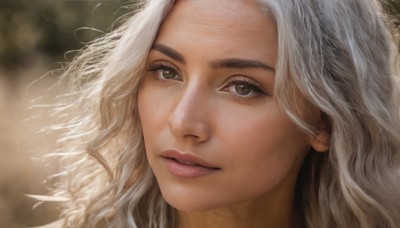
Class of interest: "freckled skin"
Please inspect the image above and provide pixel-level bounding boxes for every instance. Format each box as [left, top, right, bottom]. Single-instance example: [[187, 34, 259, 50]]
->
[[138, 0, 310, 227]]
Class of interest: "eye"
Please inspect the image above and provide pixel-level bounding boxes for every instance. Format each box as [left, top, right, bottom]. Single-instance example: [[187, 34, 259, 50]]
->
[[148, 64, 180, 80], [160, 68, 178, 80], [234, 84, 253, 96], [223, 78, 266, 98]]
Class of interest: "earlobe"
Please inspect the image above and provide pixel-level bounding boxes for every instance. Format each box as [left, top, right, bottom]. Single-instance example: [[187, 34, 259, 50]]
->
[[309, 130, 330, 152]]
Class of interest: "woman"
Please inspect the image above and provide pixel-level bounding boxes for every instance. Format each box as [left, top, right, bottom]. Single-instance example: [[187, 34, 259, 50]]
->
[[45, 0, 400, 227]]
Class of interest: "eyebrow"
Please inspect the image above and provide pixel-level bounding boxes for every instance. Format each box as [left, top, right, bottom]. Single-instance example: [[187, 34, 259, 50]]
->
[[210, 58, 275, 72], [151, 44, 186, 64], [151, 44, 275, 72]]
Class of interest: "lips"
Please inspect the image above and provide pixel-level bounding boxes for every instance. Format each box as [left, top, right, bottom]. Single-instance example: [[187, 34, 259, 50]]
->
[[161, 150, 220, 178], [174, 158, 197, 166], [161, 150, 219, 169]]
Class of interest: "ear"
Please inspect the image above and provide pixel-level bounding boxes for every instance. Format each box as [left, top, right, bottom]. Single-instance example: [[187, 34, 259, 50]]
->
[[309, 130, 330, 153]]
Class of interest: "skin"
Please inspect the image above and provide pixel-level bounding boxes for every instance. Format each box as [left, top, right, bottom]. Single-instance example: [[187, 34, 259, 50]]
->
[[138, 0, 326, 227]]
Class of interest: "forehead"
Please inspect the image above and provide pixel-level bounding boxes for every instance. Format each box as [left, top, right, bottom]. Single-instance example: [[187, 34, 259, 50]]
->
[[154, 0, 277, 63], [166, 0, 269, 29]]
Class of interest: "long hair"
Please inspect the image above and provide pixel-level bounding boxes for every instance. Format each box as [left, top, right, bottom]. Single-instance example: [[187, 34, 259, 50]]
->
[[47, 0, 400, 227], [260, 0, 400, 227]]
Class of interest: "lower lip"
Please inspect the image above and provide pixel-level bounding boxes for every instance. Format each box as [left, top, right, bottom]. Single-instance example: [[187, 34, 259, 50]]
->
[[163, 158, 219, 178]]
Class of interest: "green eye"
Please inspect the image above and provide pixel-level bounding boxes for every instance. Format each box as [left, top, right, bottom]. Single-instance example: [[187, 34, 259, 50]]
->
[[234, 84, 252, 96], [148, 64, 180, 81], [162, 69, 177, 79], [223, 79, 265, 98]]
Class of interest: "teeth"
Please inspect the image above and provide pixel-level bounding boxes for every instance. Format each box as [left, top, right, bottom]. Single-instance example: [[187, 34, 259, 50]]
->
[[176, 159, 197, 166]]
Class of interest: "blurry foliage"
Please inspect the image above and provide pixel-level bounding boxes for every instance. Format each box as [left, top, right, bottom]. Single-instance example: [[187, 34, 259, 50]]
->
[[0, 0, 129, 74], [388, 0, 400, 26], [389, 0, 400, 14]]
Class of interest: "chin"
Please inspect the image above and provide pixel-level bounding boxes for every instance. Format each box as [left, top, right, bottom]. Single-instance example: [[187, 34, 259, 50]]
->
[[161, 190, 223, 212], [163, 195, 206, 212]]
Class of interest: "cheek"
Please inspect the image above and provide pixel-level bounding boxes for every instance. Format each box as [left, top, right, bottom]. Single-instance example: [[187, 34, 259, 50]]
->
[[138, 85, 168, 138], [217, 109, 308, 190], [218, 105, 307, 160], [138, 86, 161, 154]]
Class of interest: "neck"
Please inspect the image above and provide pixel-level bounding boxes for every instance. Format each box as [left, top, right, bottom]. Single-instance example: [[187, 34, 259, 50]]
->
[[177, 193, 303, 228]]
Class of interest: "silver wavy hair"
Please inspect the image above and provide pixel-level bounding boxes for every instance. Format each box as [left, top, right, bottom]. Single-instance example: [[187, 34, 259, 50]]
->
[[46, 0, 400, 227]]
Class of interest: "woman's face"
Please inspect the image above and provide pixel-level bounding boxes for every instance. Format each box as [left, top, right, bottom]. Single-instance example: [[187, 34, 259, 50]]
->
[[138, 0, 310, 211]]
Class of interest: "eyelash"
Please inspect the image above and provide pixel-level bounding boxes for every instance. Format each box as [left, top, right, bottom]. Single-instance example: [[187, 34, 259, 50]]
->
[[147, 64, 266, 98], [148, 64, 180, 80], [222, 78, 266, 98]]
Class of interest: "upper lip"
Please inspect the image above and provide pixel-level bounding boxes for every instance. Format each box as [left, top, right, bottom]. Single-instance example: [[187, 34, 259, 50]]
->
[[161, 149, 220, 169]]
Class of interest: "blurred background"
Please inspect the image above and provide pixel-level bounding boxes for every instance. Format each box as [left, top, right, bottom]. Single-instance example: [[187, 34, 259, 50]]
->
[[0, 0, 129, 227], [0, 0, 399, 227]]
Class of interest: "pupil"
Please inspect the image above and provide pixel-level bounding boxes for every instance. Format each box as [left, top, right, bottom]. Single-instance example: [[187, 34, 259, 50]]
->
[[235, 84, 250, 95], [163, 69, 175, 79]]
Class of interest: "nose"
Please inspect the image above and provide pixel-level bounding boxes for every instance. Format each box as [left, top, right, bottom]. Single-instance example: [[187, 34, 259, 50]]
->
[[168, 85, 211, 144]]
